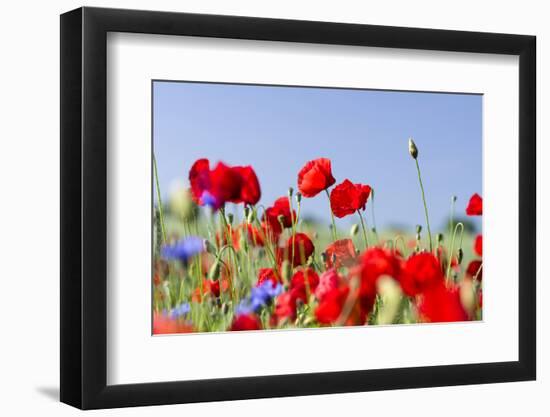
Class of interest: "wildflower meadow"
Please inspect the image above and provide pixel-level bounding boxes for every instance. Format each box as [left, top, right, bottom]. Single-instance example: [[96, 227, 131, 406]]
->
[[152, 138, 483, 334]]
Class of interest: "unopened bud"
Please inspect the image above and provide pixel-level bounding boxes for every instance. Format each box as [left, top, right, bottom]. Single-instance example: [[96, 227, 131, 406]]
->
[[243, 206, 251, 222], [437, 233, 444, 244], [452, 195, 457, 203], [296, 192, 302, 203], [321, 252, 328, 264], [350, 224, 359, 237], [226, 213, 234, 225], [408, 138, 418, 159], [204, 239, 216, 254], [247, 209, 256, 224], [208, 260, 221, 280], [457, 248, 464, 265], [416, 224, 422, 234], [288, 187, 294, 198]]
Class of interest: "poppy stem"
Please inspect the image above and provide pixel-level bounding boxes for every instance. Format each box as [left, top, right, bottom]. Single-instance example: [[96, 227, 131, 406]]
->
[[414, 159, 433, 251], [288, 195, 297, 269], [370, 188, 379, 243], [357, 210, 369, 249], [153, 153, 167, 243], [325, 189, 338, 241], [446, 222, 464, 281]]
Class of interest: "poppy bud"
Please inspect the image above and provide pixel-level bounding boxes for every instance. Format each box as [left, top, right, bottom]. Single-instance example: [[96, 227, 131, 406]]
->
[[208, 260, 221, 280], [416, 224, 422, 234], [247, 209, 256, 224], [408, 138, 418, 159], [288, 187, 294, 198], [457, 248, 464, 265], [204, 239, 216, 254], [452, 195, 457, 203], [415, 233, 421, 241], [350, 224, 359, 237], [243, 206, 251, 222], [437, 233, 444, 244], [371, 227, 377, 234], [226, 213, 234, 225], [321, 252, 328, 264], [296, 192, 302, 203]]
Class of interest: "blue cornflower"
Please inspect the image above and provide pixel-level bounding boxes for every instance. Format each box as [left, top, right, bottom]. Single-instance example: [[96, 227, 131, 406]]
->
[[200, 191, 218, 209], [236, 281, 283, 314], [161, 236, 205, 263], [170, 303, 191, 319]]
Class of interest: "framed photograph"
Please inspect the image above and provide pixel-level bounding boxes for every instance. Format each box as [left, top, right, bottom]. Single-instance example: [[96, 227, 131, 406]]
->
[[60, 6, 536, 409]]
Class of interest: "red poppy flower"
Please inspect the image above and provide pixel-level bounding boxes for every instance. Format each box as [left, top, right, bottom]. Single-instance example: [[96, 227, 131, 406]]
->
[[466, 193, 483, 216], [290, 268, 320, 302], [324, 238, 358, 269], [153, 313, 194, 335], [474, 234, 483, 257], [466, 260, 483, 281], [189, 158, 212, 205], [417, 283, 468, 323], [231, 224, 265, 249], [315, 269, 342, 301], [188, 158, 262, 209], [329, 179, 372, 218], [263, 197, 296, 234], [285, 233, 315, 267], [399, 252, 444, 297], [275, 291, 298, 322], [297, 158, 336, 198], [315, 286, 349, 324], [233, 166, 261, 205], [359, 247, 402, 297], [230, 314, 262, 331], [257, 268, 280, 287]]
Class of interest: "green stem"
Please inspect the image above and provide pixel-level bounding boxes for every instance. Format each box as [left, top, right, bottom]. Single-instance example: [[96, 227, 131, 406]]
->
[[446, 222, 464, 281], [357, 210, 369, 249], [325, 189, 337, 241], [288, 195, 297, 268], [153, 154, 167, 243], [414, 159, 432, 251], [370, 188, 379, 243]]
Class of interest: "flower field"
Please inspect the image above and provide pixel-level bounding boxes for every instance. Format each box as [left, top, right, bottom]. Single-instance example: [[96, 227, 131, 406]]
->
[[152, 139, 483, 334]]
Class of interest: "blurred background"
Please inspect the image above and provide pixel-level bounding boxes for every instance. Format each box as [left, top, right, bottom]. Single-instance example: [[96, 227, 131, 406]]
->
[[153, 80, 482, 235]]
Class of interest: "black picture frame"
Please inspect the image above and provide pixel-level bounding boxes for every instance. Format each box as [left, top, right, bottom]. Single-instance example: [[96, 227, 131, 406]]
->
[[60, 6, 536, 410]]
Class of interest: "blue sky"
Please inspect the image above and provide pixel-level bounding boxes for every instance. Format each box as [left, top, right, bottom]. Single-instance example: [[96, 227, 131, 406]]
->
[[153, 81, 482, 233]]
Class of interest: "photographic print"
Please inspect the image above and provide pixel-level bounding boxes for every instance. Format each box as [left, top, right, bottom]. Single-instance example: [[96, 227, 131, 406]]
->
[[152, 81, 483, 334]]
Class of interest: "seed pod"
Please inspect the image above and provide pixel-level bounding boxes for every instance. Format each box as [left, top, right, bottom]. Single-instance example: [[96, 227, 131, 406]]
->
[[408, 138, 418, 159], [350, 224, 359, 237]]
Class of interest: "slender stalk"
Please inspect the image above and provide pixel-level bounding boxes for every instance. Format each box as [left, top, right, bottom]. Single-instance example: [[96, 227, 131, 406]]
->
[[288, 195, 297, 269], [446, 222, 464, 281], [414, 159, 433, 251], [325, 189, 337, 241], [357, 210, 369, 249], [153, 154, 167, 243], [370, 188, 379, 243]]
